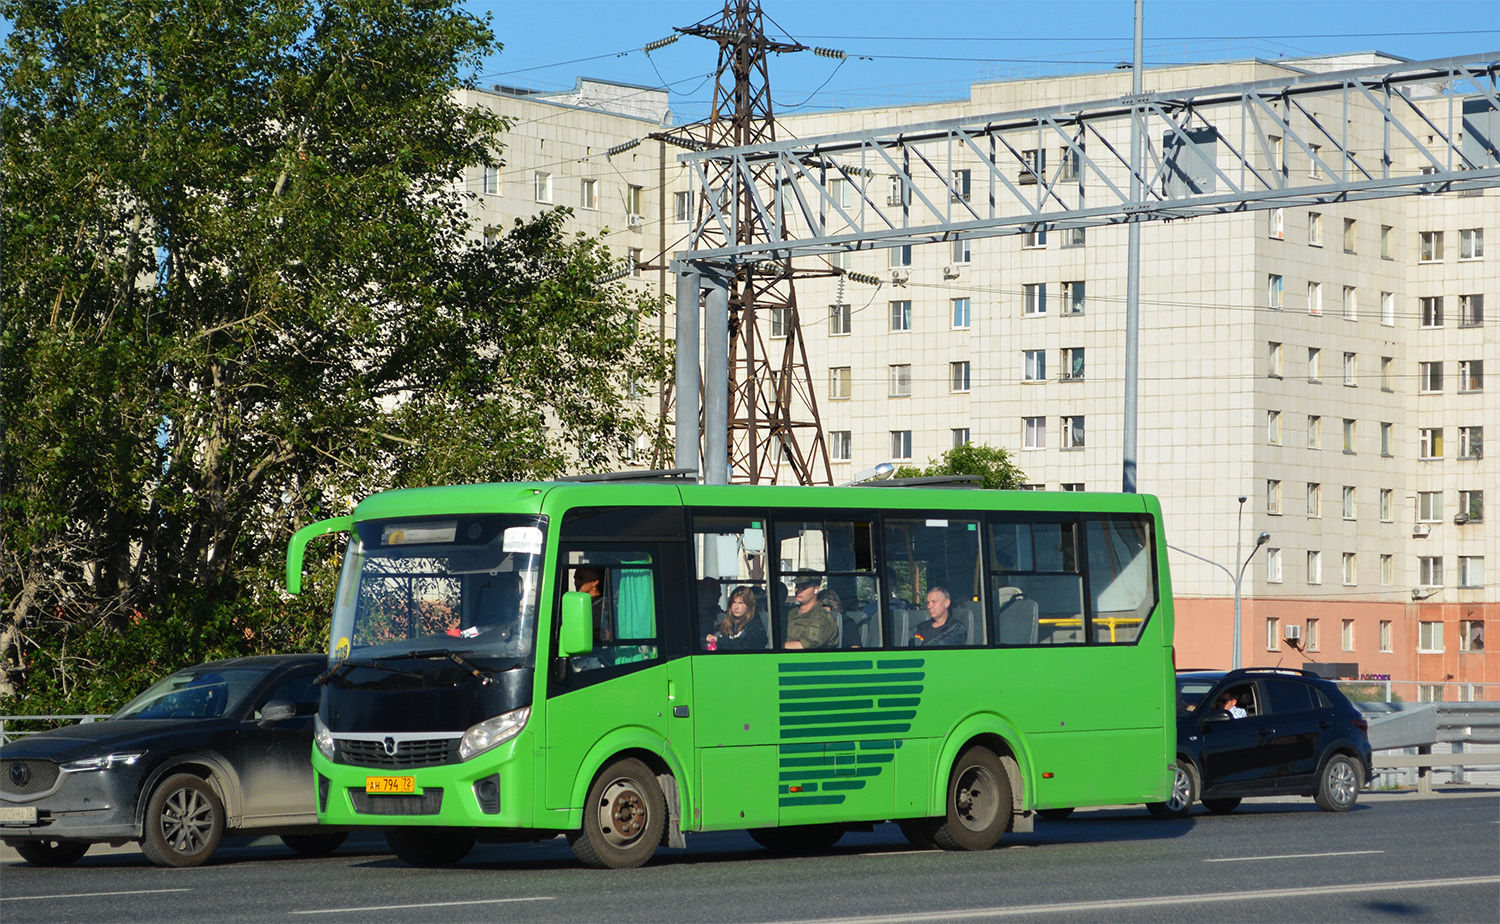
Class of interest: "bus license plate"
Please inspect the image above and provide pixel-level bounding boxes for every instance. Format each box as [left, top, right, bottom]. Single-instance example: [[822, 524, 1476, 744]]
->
[[0, 806, 38, 824], [365, 776, 415, 794]]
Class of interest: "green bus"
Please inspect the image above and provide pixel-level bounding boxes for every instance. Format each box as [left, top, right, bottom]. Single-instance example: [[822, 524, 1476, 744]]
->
[[287, 479, 1176, 868]]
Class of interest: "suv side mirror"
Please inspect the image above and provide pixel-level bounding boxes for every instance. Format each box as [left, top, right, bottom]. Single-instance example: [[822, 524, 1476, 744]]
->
[[257, 700, 297, 727], [1201, 708, 1233, 723]]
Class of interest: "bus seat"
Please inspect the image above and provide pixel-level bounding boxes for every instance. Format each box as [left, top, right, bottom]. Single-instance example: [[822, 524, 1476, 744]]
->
[[952, 604, 980, 645], [996, 595, 1039, 646]]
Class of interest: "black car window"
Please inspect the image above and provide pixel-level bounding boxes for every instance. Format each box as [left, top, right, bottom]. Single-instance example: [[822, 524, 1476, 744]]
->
[[1266, 679, 1316, 714]]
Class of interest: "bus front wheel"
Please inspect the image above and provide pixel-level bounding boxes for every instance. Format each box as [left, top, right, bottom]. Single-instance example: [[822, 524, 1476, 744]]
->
[[932, 746, 1011, 851], [569, 758, 665, 869]]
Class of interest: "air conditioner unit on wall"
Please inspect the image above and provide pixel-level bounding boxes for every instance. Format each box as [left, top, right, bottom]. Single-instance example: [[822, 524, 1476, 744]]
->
[[1413, 523, 1432, 537], [1284, 625, 1302, 641], [942, 264, 960, 279], [890, 267, 910, 284], [627, 214, 644, 228]]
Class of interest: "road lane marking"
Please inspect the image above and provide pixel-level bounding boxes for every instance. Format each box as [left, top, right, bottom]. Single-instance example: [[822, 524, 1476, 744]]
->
[[292, 896, 554, 915], [3, 889, 192, 902], [766, 876, 1500, 923], [1205, 849, 1385, 862]]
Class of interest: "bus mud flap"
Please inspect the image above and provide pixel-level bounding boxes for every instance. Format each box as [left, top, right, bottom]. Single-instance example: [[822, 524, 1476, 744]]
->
[[999, 754, 1033, 833], [658, 773, 686, 849]]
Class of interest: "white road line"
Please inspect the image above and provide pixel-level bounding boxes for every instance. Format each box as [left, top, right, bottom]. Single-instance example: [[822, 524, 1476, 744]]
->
[[1205, 849, 1385, 862], [2, 889, 193, 902], [292, 896, 554, 915], [762, 876, 1500, 924]]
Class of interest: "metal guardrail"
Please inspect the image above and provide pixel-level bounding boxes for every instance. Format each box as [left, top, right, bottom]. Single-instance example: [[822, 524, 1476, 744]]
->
[[0, 714, 108, 746], [1357, 701, 1500, 794]]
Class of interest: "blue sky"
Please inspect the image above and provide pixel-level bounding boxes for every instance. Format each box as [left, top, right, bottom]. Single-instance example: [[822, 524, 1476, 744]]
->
[[464, 0, 1499, 119]]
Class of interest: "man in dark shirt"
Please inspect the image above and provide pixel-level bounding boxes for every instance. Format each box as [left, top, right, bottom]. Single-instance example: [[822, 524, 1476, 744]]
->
[[912, 586, 967, 647]]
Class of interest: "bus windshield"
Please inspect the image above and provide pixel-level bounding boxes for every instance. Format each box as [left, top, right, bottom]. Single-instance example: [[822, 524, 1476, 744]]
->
[[329, 515, 547, 666]]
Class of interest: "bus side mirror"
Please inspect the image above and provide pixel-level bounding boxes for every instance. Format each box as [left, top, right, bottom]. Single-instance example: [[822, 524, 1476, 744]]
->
[[559, 591, 595, 657]]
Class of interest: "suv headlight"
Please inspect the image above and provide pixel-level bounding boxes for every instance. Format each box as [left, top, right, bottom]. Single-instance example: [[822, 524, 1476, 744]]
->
[[459, 707, 530, 761], [314, 715, 337, 761], [60, 752, 144, 772]]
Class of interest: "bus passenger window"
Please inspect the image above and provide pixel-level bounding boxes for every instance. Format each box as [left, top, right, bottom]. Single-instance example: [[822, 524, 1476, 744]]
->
[[561, 552, 659, 673], [885, 518, 984, 646], [1084, 517, 1156, 644], [774, 518, 880, 649], [693, 516, 772, 651], [988, 517, 1084, 646]]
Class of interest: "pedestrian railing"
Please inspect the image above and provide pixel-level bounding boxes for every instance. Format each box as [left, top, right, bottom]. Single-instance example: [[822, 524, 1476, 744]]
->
[[0, 714, 108, 746], [1357, 701, 1500, 793]]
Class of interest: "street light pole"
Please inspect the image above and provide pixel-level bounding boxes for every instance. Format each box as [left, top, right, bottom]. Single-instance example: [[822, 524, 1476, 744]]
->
[[1169, 496, 1269, 670]]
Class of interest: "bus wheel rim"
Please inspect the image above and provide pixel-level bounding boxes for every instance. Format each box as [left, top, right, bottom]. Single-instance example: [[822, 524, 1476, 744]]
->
[[955, 766, 1001, 831], [599, 779, 648, 846]]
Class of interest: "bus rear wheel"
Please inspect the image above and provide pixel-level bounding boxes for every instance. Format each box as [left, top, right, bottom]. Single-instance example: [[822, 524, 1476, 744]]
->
[[748, 823, 844, 853], [568, 758, 665, 869], [931, 746, 1011, 851], [385, 827, 475, 867]]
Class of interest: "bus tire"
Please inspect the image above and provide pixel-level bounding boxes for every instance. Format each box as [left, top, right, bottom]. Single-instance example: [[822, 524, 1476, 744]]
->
[[931, 746, 1011, 851], [1201, 797, 1241, 815], [385, 827, 475, 867], [141, 773, 225, 868], [1147, 762, 1198, 819], [568, 758, 665, 869], [1314, 754, 1361, 812], [897, 819, 940, 849], [748, 823, 844, 853]]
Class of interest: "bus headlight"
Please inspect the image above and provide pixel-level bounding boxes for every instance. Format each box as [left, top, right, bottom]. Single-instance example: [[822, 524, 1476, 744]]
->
[[459, 706, 530, 761], [314, 715, 336, 761]]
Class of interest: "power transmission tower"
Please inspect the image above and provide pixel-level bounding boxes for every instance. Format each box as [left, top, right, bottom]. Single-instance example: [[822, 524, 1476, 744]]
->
[[670, 0, 833, 485]]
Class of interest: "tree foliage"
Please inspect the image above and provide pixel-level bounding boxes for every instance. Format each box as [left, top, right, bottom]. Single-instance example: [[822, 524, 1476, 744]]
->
[[0, 0, 668, 707], [894, 443, 1026, 490]]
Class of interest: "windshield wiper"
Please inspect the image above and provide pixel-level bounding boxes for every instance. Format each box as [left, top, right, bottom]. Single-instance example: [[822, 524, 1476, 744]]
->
[[403, 648, 495, 686], [314, 658, 422, 687]]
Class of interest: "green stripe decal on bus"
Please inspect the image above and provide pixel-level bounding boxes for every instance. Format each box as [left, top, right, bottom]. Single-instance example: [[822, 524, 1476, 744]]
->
[[779, 672, 925, 686], [781, 699, 876, 712], [780, 685, 924, 699]]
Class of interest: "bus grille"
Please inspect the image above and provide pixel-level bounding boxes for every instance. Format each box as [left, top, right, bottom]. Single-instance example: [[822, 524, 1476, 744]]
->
[[349, 788, 444, 816], [338, 738, 457, 769]]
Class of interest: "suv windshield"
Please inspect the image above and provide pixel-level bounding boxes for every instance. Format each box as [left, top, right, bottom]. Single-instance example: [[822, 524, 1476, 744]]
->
[[329, 515, 547, 666], [114, 667, 265, 720]]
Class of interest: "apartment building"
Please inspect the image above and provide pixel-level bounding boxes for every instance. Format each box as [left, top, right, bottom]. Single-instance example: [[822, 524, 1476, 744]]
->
[[464, 59, 1496, 697]]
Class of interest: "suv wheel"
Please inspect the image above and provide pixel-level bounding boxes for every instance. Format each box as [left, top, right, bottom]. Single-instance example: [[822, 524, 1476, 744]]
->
[[1314, 754, 1361, 812], [1147, 762, 1197, 818]]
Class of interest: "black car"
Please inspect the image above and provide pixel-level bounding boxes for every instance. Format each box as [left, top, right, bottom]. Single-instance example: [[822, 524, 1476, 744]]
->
[[1147, 667, 1374, 818], [1, 654, 345, 867]]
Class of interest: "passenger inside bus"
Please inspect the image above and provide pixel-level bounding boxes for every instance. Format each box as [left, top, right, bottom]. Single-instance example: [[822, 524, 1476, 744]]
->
[[784, 577, 838, 649], [911, 586, 968, 647], [707, 585, 769, 650]]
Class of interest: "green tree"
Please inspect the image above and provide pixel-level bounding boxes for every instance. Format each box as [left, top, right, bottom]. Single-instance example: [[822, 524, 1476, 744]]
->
[[894, 442, 1026, 489], [1, 0, 667, 706]]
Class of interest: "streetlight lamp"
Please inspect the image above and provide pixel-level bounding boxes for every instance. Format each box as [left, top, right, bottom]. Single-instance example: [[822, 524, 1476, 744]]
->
[[1169, 496, 1270, 670]]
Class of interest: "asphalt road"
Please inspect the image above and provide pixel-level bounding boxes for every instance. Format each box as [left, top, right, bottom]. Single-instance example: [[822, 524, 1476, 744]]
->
[[4, 790, 1497, 923]]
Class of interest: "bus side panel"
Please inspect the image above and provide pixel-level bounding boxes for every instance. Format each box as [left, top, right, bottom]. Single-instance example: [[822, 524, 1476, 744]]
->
[[697, 746, 779, 830], [893, 736, 932, 818], [543, 664, 672, 812], [1025, 729, 1163, 807]]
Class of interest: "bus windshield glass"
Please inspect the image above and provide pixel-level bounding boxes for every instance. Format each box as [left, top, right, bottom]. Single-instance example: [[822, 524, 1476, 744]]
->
[[329, 515, 547, 665]]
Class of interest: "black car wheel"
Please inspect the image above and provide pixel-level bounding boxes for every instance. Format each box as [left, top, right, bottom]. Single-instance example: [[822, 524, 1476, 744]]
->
[[567, 758, 665, 869], [931, 746, 1011, 851], [1314, 754, 1361, 812], [141, 773, 225, 868], [385, 826, 476, 866], [747, 823, 844, 853], [14, 839, 90, 867], [1147, 762, 1198, 818], [280, 832, 349, 856], [1202, 797, 1242, 814]]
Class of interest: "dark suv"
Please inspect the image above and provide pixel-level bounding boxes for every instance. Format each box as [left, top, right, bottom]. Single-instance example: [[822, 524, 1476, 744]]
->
[[1148, 668, 1373, 818]]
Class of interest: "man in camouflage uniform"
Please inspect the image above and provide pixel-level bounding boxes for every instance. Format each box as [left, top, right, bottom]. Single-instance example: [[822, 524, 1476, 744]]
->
[[785, 577, 838, 649]]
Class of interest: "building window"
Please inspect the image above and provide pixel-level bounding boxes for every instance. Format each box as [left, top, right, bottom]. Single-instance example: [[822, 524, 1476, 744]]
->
[[830, 251, 852, 270], [1419, 230, 1443, 262], [951, 297, 971, 329], [1418, 557, 1444, 588], [533, 171, 553, 203], [886, 175, 907, 207], [1419, 361, 1443, 393], [951, 428, 970, 448], [1420, 296, 1445, 328], [1058, 147, 1081, 181], [950, 169, 971, 202], [1380, 488, 1393, 521], [673, 190, 693, 222], [1062, 416, 1085, 450], [1380, 619, 1393, 651], [1342, 286, 1358, 320], [1308, 211, 1323, 246], [483, 165, 500, 195], [1343, 218, 1357, 253], [1023, 228, 1047, 249], [1459, 227, 1483, 260], [1343, 486, 1356, 520], [888, 245, 912, 268], [1459, 359, 1483, 392], [1062, 347, 1085, 380], [1420, 427, 1444, 459], [1308, 281, 1323, 315], [950, 361, 971, 393], [951, 237, 971, 264], [1268, 207, 1285, 239], [1023, 417, 1046, 450], [579, 178, 598, 210], [1267, 410, 1283, 445], [1308, 144, 1322, 178], [1343, 418, 1356, 453], [1342, 553, 1357, 587], [1418, 491, 1443, 522], [1266, 617, 1281, 651], [1460, 294, 1484, 327], [1339, 619, 1355, 652], [1268, 274, 1284, 310], [1307, 482, 1322, 518], [888, 364, 911, 397], [1017, 484, 1044, 491], [1459, 556, 1485, 589], [1306, 618, 1321, 650], [1058, 482, 1084, 492], [1343, 352, 1357, 386], [628, 248, 643, 277], [1419, 620, 1444, 651], [890, 430, 912, 461], [829, 303, 852, 335], [1381, 356, 1394, 391], [1023, 350, 1046, 382], [769, 307, 788, 338], [1307, 415, 1322, 449], [1021, 148, 1046, 184], [830, 430, 852, 461], [1459, 426, 1483, 460], [1268, 341, 1283, 377], [1267, 479, 1282, 515], [1458, 489, 1484, 523], [626, 184, 644, 217], [889, 300, 912, 331], [1418, 684, 1444, 703], [1381, 291, 1395, 326], [1062, 281, 1086, 315], [1062, 227, 1086, 247], [1459, 620, 1485, 651], [1381, 422, 1393, 457], [1380, 224, 1394, 259], [1266, 548, 1283, 583], [1308, 347, 1321, 382], [1023, 283, 1047, 316], [829, 366, 851, 400]]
